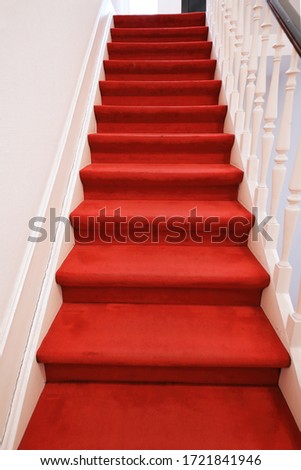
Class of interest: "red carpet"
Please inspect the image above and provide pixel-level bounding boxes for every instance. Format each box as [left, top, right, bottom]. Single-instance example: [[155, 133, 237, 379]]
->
[[19, 12, 301, 450]]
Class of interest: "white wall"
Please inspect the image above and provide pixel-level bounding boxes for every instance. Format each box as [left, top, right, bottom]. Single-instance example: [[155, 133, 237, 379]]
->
[[158, 0, 181, 14], [289, 0, 300, 14], [0, 0, 105, 351], [0, 0, 113, 448], [129, 0, 158, 14], [128, 0, 181, 15], [112, 0, 130, 14]]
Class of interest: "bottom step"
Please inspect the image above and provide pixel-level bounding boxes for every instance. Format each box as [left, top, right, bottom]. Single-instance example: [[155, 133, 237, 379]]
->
[[19, 383, 301, 450]]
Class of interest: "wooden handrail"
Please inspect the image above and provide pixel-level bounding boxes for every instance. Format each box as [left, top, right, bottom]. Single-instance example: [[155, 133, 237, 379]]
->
[[268, 0, 301, 56]]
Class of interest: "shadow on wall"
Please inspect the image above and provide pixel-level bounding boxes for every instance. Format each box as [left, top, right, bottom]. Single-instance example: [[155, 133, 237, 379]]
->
[[182, 0, 206, 12]]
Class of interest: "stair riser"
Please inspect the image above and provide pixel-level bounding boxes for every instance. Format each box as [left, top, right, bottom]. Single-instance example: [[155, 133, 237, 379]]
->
[[90, 152, 231, 164], [88, 135, 234, 164], [111, 31, 209, 43], [105, 71, 216, 81], [107, 51, 211, 61], [43, 364, 280, 386], [103, 59, 217, 81], [101, 94, 220, 106], [99, 81, 221, 107], [73, 233, 248, 246], [113, 13, 206, 28], [82, 185, 240, 201], [107, 43, 212, 61], [72, 224, 250, 246], [60, 286, 264, 306], [95, 105, 227, 134], [97, 122, 225, 134]]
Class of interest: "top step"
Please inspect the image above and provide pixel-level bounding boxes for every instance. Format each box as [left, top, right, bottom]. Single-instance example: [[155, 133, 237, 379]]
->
[[114, 12, 206, 29]]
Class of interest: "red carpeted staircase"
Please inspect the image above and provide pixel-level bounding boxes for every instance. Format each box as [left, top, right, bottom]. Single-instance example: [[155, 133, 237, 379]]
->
[[19, 12, 301, 450]]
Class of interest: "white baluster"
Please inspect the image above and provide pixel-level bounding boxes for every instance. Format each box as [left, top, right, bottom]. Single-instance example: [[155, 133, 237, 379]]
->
[[246, 8, 272, 196], [266, 48, 300, 249], [218, 1, 226, 68], [214, 1, 221, 50], [230, 0, 243, 116], [212, 0, 220, 51], [240, 1, 263, 162], [294, 279, 301, 321], [208, 0, 215, 42], [254, 27, 285, 214], [225, 0, 237, 100], [222, 1, 231, 81], [207, 0, 212, 27], [234, 0, 252, 143], [274, 138, 301, 293]]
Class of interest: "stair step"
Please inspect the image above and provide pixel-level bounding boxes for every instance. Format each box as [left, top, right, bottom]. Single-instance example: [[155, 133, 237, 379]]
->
[[56, 245, 270, 305], [95, 105, 227, 134], [108, 41, 212, 60], [88, 133, 234, 164], [80, 163, 243, 200], [19, 383, 301, 450], [71, 200, 253, 245], [104, 59, 217, 81], [113, 12, 206, 28], [99, 80, 221, 106], [111, 26, 209, 43], [37, 304, 289, 384]]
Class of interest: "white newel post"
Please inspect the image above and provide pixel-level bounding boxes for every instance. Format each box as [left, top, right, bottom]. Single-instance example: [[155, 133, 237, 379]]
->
[[266, 49, 300, 249], [274, 138, 301, 293], [234, 0, 252, 143], [246, 8, 272, 196], [254, 27, 285, 214], [240, 1, 263, 162]]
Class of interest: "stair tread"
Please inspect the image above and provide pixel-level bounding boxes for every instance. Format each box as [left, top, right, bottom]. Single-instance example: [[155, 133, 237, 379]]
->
[[89, 132, 233, 144], [80, 163, 243, 182], [38, 303, 289, 368], [56, 244, 270, 289], [19, 383, 301, 450]]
